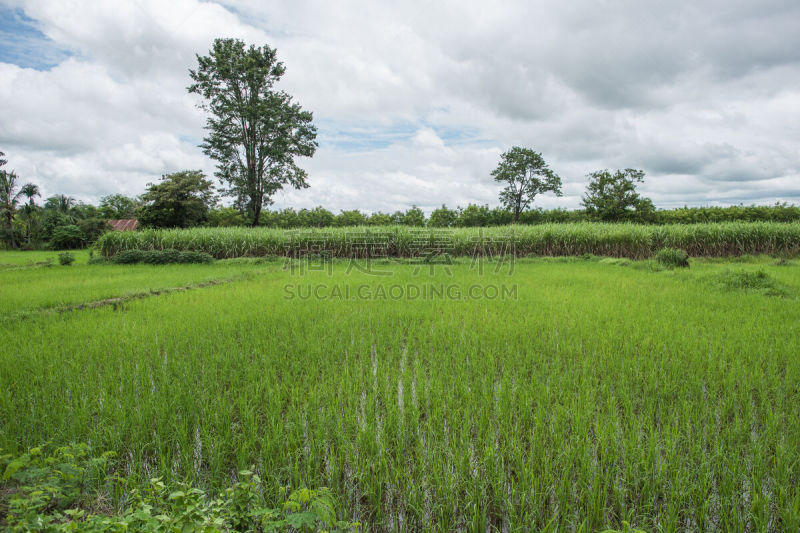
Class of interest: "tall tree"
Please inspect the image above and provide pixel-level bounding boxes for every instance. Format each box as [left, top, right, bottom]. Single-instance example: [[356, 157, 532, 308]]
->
[[20, 183, 40, 206], [0, 173, 22, 248], [137, 170, 216, 228], [45, 194, 77, 217], [582, 169, 655, 222], [491, 147, 562, 222], [189, 38, 317, 226], [0, 152, 25, 248], [19, 183, 40, 246]]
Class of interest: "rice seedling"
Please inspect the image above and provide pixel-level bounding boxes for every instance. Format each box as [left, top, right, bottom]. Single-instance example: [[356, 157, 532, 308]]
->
[[1, 253, 799, 530]]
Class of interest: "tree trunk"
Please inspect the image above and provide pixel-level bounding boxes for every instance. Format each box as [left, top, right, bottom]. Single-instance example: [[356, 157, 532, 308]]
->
[[5, 213, 17, 248], [251, 199, 261, 227]]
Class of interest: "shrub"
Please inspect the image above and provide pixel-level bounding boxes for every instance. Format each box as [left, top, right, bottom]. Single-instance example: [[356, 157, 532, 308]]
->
[[655, 247, 689, 268], [50, 225, 85, 250], [141, 249, 183, 264], [57, 251, 75, 266], [112, 249, 146, 264], [178, 250, 215, 263], [110, 248, 214, 265]]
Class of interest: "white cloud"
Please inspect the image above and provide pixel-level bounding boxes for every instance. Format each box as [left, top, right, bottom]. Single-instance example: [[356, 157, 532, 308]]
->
[[1, 0, 799, 211]]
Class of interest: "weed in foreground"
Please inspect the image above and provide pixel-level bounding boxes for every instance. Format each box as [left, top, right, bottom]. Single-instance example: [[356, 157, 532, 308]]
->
[[0, 444, 357, 532]]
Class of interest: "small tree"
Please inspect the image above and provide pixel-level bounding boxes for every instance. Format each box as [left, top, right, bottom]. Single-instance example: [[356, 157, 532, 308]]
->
[[99, 194, 140, 219], [207, 206, 246, 227], [189, 39, 317, 226], [336, 210, 368, 227], [582, 169, 655, 222], [458, 204, 491, 227], [137, 170, 216, 228], [402, 206, 426, 227], [492, 147, 562, 222], [367, 212, 392, 226], [428, 205, 458, 227], [50, 225, 85, 249]]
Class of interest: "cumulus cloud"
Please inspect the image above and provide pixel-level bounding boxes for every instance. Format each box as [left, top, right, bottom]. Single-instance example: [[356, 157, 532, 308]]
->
[[0, 0, 798, 210]]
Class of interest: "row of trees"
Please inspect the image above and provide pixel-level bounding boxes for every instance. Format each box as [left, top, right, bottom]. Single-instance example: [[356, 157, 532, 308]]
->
[[3, 152, 799, 249], [489, 147, 656, 222], [240, 202, 800, 229]]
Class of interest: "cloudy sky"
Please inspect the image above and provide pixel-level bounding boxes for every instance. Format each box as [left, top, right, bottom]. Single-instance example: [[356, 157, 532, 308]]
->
[[1, 0, 799, 213]]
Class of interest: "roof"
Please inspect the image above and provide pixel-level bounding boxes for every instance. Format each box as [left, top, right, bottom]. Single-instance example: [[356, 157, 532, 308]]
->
[[108, 219, 139, 231]]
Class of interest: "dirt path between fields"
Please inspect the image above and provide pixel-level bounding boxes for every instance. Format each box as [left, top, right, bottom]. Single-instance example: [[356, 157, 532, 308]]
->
[[3, 276, 246, 321]]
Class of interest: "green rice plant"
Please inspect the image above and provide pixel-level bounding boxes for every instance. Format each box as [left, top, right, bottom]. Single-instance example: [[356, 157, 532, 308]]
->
[[2, 255, 800, 530], [654, 247, 689, 268], [714, 268, 792, 296]]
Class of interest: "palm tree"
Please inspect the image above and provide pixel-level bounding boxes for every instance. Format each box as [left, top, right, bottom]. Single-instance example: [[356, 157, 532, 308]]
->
[[46, 194, 77, 216], [19, 183, 41, 246], [20, 183, 40, 206], [0, 168, 24, 248]]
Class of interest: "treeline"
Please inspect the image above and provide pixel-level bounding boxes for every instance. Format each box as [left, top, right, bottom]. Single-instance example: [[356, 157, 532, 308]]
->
[[3, 154, 800, 250], [242, 203, 800, 229], [4, 196, 800, 251], [0, 192, 138, 250]]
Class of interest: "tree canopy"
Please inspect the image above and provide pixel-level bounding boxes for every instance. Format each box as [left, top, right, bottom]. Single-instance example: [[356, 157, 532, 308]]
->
[[582, 169, 655, 221], [137, 170, 216, 228], [491, 147, 562, 222], [189, 38, 317, 227]]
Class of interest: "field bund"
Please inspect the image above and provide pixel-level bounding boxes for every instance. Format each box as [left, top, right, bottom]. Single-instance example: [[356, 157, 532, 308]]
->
[[97, 222, 800, 259]]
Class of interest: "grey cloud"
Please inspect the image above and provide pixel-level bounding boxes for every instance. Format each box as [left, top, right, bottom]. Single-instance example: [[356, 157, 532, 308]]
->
[[1, 0, 798, 210]]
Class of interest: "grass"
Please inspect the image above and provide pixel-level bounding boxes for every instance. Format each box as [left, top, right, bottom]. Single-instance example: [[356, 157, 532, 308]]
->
[[0, 256, 278, 316], [96, 222, 800, 259], [1, 252, 799, 530]]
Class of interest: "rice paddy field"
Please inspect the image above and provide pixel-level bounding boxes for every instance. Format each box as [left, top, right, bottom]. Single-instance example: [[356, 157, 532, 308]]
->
[[2, 237, 800, 531]]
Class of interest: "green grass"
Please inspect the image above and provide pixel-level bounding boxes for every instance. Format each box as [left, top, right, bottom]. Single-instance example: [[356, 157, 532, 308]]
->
[[1, 252, 800, 530], [0, 257, 278, 316], [96, 222, 800, 259], [0, 249, 90, 266]]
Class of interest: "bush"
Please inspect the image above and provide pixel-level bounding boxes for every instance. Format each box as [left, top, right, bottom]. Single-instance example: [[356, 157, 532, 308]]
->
[[655, 247, 689, 268], [112, 249, 146, 264], [110, 249, 214, 265], [57, 251, 75, 266], [50, 225, 85, 250], [178, 250, 215, 263]]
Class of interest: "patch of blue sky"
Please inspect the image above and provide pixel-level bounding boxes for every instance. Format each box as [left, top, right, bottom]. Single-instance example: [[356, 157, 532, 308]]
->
[[179, 134, 203, 146], [317, 119, 494, 152], [0, 7, 71, 70]]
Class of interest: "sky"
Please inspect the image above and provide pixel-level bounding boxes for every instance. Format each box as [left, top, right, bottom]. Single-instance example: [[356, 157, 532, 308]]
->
[[1, 0, 799, 213]]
